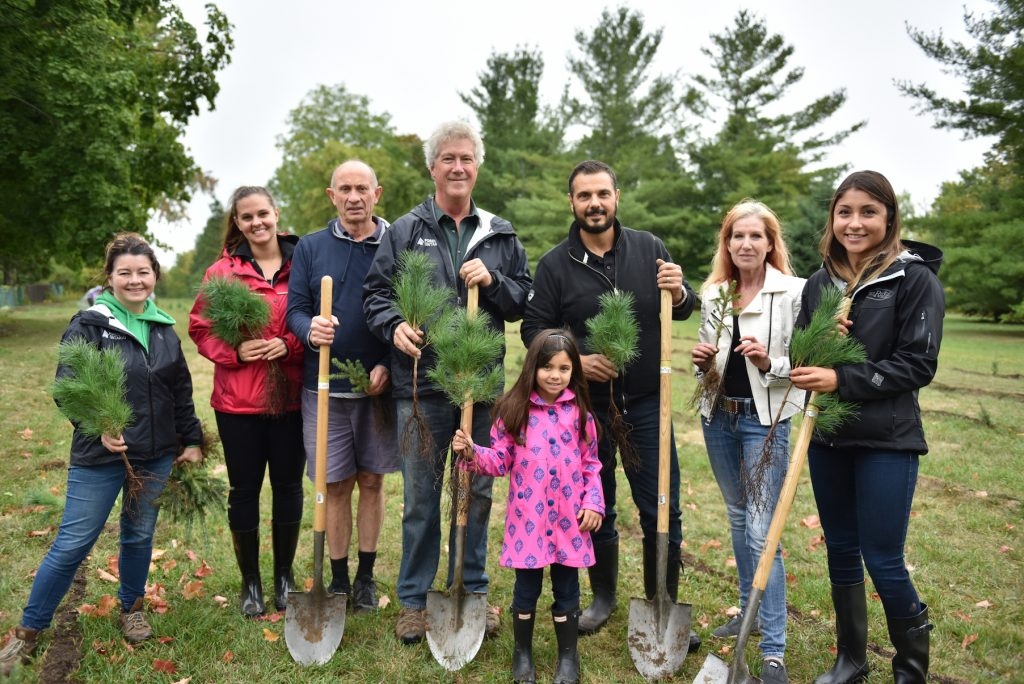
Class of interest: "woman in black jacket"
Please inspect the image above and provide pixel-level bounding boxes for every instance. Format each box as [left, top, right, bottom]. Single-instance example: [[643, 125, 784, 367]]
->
[[0, 234, 203, 676], [790, 171, 943, 684]]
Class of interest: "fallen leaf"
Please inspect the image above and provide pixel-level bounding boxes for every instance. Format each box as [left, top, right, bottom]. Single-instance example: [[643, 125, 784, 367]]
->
[[157, 636, 174, 644], [20, 428, 33, 441], [961, 633, 978, 649], [975, 490, 988, 498], [91, 639, 111, 655], [213, 595, 229, 608], [303, 577, 314, 591], [106, 556, 120, 576], [96, 595, 117, 616], [954, 611, 972, 622], [222, 650, 234, 663], [809, 609, 820, 618], [171, 678, 192, 684], [724, 557, 737, 568], [194, 560, 214, 578], [378, 594, 390, 609], [262, 628, 279, 642], [905, 563, 916, 572], [97, 569, 118, 583], [998, 545, 1012, 554], [1007, 523, 1016, 531], [724, 606, 741, 618], [28, 526, 55, 538], [151, 548, 166, 561], [162, 559, 178, 572], [182, 580, 204, 600], [800, 515, 820, 529], [786, 572, 796, 584], [699, 539, 723, 553], [186, 550, 197, 562], [153, 659, 177, 674], [258, 612, 283, 623], [807, 535, 825, 551], [685, 502, 698, 511], [869, 592, 881, 602], [20, 451, 31, 459], [975, 599, 993, 608]]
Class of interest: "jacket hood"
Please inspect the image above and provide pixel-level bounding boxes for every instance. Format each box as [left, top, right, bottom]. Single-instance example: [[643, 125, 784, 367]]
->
[[221, 232, 299, 260], [900, 239, 943, 275]]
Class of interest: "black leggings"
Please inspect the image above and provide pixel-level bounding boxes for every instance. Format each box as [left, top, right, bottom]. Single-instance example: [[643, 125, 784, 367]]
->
[[512, 563, 580, 614], [215, 411, 304, 531]]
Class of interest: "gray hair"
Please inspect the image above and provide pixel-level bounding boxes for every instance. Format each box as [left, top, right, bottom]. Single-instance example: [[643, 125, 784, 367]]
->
[[423, 120, 485, 169]]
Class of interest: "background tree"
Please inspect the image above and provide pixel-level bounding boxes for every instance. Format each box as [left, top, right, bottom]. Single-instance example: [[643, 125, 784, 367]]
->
[[158, 200, 226, 299], [899, 0, 1024, 320], [269, 84, 430, 232], [0, 0, 233, 284], [566, 7, 683, 185], [680, 10, 863, 278]]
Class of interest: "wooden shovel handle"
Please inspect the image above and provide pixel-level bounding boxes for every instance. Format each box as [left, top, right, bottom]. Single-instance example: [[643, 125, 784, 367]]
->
[[657, 289, 672, 535], [455, 285, 480, 527], [313, 276, 333, 534]]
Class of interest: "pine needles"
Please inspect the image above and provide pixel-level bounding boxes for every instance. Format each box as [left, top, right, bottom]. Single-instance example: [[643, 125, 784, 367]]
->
[[690, 280, 740, 420], [585, 290, 641, 470], [158, 426, 227, 540], [331, 358, 370, 393], [51, 338, 143, 508], [198, 276, 286, 414], [198, 277, 270, 348], [426, 307, 505, 409], [392, 250, 451, 456]]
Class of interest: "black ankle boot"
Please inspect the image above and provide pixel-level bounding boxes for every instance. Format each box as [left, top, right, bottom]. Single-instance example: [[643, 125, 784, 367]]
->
[[271, 521, 300, 611], [643, 538, 700, 653], [231, 529, 265, 617], [888, 603, 932, 684], [814, 582, 869, 684], [579, 536, 618, 635], [511, 609, 536, 683], [552, 609, 580, 684]]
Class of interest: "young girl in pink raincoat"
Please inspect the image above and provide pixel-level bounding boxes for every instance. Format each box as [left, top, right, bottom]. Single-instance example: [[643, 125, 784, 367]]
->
[[454, 329, 604, 684]]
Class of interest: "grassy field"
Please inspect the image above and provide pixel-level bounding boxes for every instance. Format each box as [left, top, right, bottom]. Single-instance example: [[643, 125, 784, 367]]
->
[[0, 300, 1021, 683]]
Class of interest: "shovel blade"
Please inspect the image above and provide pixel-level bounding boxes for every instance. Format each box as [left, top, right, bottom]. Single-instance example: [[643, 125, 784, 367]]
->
[[425, 588, 487, 671], [627, 596, 693, 681], [284, 586, 347, 666], [692, 653, 731, 683]]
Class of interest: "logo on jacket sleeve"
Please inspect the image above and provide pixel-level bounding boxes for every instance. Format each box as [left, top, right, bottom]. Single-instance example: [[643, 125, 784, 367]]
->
[[527, 289, 535, 301]]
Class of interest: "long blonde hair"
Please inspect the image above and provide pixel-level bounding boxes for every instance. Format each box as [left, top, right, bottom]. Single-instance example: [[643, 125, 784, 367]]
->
[[820, 171, 904, 290], [702, 199, 793, 293]]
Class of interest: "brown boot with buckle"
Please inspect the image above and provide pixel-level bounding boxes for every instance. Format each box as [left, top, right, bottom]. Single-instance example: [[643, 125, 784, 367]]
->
[[0, 626, 39, 676]]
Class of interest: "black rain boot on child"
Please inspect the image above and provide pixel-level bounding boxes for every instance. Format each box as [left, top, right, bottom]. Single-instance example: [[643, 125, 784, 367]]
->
[[578, 536, 618, 635], [887, 604, 932, 684], [814, 582, 869, 684], [511, 610, 536, 684], [271, 521, 300, 611], [231, 529, 265, 617], [552, 609, 580, 684]]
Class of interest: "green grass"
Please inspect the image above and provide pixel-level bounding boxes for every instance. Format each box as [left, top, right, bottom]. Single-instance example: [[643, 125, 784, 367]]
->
[[0, 300, 1021, 682]]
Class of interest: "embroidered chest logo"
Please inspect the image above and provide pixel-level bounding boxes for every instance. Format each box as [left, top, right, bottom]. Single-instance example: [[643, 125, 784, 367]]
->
[[416, 238, 438, 247], [866, 289, 894, 302], [102, 330, 127, 341]]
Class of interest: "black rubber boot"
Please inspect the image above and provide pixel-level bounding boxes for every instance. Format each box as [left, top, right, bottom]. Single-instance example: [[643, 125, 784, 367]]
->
[[642, 538, 701, 654], [271, 521, 300, 611], [814, 582, 869, 684], [552, 609, 580, 684], [231, 529, 265, 617], [511, 609, 536, 684], [888, 603, 932, 684], [579, 536, 618, 635]]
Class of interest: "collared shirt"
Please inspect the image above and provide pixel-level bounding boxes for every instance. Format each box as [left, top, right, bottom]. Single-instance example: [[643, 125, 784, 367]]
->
[[433, 197, 480, 267], [331, 216, 385, 242]]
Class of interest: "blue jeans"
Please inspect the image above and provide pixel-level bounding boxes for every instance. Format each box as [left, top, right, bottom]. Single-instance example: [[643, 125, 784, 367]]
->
[[808, 445, 921, 619], [702, 400, 788, 657], [395, 395, 493, 609], [592, 393, 682, 546], [21, 455, 174, 630]]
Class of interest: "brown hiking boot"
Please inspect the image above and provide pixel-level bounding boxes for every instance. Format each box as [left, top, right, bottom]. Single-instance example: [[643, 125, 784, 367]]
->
[[0, 626, 39, 676], [395, 607, 426, 645], [118, 598, 153, 644]]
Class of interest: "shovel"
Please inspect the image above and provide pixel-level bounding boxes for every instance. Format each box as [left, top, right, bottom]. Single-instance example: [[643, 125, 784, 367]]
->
[[694, 298, 852, 684], [628, 289, 693, 681], [425, 284, 488, 671], [286, 275, 347, 665]]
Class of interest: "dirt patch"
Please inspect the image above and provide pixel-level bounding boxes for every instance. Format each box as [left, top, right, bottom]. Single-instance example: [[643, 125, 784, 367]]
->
[[39, 568, 86, 683], [929, 381, 1024, 402]]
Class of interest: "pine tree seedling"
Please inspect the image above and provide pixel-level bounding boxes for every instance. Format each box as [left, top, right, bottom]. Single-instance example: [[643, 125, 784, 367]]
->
[[51, 338, 144, 508], [197, 276, 287, 414], [331, 358, 371, 393], [392, 250, 451, 455], [158, 424, 227, 540], [690, 280, 741, 418], [585, 290, 641, 470]]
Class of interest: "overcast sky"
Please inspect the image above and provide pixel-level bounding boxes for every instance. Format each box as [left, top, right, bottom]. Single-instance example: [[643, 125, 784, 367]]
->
[[155, 0, 996, 263]]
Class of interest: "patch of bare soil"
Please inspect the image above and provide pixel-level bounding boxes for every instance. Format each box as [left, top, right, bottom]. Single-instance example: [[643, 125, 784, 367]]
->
[[929, 381, 1024, 402], [39, 569, 86, 683]]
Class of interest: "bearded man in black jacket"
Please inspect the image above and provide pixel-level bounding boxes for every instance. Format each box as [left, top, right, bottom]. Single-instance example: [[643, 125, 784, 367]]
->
[[521, 160, 701, 652]]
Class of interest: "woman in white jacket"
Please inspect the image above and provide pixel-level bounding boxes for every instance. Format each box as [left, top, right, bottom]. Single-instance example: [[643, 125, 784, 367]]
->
[[691, 199, 805, 684]]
